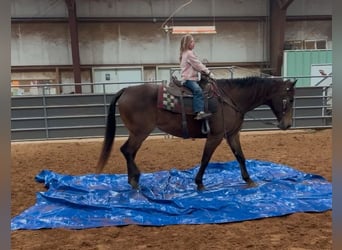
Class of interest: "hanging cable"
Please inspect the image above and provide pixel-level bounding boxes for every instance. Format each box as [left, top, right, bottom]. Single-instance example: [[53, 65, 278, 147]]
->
[[161, 0, 193, 31]]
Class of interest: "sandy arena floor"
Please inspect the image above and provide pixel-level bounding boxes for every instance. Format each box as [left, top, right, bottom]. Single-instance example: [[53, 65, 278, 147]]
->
[[11, 129, 332, 250]]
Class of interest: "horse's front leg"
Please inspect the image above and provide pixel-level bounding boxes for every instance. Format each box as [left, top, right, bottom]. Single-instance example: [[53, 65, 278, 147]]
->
[[226, 133, 256, 187], [195, 136, 223, 191], [120, 135, 147, 189]]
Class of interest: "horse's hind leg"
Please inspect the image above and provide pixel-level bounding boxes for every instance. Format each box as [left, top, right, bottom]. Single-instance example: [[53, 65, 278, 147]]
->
[[120, 134, 149, 189], [195, 136, 223, 191], [226, 133, 256, 187]]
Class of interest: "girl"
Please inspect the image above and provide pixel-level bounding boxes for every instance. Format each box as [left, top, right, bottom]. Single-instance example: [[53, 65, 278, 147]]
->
[[179, 34, 215, 120]]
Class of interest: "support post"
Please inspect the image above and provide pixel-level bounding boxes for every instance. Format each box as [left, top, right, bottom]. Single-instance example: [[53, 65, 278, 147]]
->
[[65, 0, 81, 93], [269, 0, 295, 76]]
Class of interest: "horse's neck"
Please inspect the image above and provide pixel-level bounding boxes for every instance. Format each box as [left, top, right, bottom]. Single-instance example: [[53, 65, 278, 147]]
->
[[225, 84, 270, 114]]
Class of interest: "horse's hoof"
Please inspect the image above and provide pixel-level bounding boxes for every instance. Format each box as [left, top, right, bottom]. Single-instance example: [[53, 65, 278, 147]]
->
[[197, 184, 206, 191], [247, 180, 257, 188], [129, 179, 140, 190], [131, 183, 140, 190]]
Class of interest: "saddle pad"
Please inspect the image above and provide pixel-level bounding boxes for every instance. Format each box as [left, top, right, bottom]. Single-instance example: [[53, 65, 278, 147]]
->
[[157, 85, 195, 114]]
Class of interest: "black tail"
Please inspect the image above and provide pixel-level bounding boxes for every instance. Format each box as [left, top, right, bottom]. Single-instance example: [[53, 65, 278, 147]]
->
[[96, 88, 126, 173]]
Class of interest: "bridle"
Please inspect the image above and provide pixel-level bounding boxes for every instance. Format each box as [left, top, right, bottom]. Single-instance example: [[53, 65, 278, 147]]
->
[[282, 97, 289, 116], [281, 85, 295, 115]]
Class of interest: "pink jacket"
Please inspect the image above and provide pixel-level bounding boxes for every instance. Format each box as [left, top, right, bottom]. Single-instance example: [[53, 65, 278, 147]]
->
[[180, 50, 210, 81]]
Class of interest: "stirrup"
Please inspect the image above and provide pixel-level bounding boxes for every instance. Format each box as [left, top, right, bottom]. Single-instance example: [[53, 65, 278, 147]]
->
[[201, 119, 211, 134], [194, 112, 212, 120]]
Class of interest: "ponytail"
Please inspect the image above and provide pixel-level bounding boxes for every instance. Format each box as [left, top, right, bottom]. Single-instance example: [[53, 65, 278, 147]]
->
[[179, 34, 193, 62]]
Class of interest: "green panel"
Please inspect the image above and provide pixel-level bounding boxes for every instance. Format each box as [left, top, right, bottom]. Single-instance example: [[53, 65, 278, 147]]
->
[[283, 50, 332, 87]]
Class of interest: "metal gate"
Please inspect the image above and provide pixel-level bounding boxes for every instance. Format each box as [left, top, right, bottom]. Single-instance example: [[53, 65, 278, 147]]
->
[[11, 81, 332, 141]]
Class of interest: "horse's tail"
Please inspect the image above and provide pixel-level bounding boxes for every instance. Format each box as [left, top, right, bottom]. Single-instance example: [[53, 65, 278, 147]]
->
[[96, 88, 126, 173]]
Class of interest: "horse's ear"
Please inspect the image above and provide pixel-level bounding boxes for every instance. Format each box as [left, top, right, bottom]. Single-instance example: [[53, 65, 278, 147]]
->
[[292, 79, 297, 86]]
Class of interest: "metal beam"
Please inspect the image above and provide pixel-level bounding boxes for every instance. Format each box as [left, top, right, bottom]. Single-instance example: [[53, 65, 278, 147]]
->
[[277, 0, 295, 10], [65, 0, 81, 93], [11, 15, 331, 24], [269, 0, 295, 76]]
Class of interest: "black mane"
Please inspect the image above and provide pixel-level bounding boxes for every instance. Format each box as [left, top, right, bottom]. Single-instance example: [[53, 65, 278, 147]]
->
[[216, 76, 278, 88]]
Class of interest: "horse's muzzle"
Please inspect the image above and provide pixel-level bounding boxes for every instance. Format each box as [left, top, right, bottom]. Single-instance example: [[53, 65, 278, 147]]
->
[[277, 122, 292, 130]]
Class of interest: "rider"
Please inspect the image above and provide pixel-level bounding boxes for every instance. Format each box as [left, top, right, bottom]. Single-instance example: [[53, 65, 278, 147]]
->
[[179, 34, 216, 120]]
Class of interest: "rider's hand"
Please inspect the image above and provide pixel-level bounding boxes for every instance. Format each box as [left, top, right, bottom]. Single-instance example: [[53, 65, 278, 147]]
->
[[209, 72, 216, 80]]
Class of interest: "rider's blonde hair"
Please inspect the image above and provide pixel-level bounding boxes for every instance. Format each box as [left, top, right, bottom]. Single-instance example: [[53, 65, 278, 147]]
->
[[179, 34, 194, 62]]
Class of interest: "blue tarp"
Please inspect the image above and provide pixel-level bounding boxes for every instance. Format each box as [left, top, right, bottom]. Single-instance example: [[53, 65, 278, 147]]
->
[[11, 160, 332, 230]]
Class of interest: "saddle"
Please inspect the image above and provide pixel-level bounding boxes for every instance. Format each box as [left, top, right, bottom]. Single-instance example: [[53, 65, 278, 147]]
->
[[157, 76, 218, 115], [157, 75, 219, 138]]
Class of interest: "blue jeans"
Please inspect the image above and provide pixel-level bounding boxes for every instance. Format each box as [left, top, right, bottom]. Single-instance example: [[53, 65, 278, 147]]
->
[[183, 80, 204, 113]]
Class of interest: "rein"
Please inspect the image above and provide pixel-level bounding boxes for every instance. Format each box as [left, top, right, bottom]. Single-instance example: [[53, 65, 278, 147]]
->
[[210, 80, 241, 114], [207, 79, 243, 138]]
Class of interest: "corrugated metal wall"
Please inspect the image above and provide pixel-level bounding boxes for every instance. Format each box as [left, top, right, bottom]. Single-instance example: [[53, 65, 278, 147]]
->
[[10, 0, 332, 88], [283, 50, 332, 86]]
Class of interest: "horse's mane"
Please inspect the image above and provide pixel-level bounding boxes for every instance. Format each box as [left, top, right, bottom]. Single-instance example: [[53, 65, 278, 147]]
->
[[216, 76, 277, 89]]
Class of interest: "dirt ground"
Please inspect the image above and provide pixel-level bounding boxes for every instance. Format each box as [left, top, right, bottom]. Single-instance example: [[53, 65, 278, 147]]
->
[[11, 129, 332, 250]]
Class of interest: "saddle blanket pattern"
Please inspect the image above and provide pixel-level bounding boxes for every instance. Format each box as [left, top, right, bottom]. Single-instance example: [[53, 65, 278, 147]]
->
[[162, 88, 178, 110], [157, 86, 194, 114]]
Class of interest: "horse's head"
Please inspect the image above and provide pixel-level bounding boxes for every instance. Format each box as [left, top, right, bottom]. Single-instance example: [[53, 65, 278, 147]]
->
[[269, 78, 297, 130]]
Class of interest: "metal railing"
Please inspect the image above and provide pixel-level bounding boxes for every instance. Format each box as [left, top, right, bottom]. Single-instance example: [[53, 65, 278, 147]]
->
[[11, 76, 332, 141]]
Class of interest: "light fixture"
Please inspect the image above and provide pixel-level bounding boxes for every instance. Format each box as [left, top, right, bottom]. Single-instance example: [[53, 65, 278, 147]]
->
[[165, 25, 217, 34], [172, 26, 216, 34], [161, 0, 217, 35]]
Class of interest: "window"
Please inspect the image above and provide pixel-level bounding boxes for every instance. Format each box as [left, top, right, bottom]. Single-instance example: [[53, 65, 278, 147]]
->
[[304, 40, 327, 50], [285, 40, 327, 50], [316, 40, 327, 49], [11, 79, 57, 96], [284, 40, 303, 50]]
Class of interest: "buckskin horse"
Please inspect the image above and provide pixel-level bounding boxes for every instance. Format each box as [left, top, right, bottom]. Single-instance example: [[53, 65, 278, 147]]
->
[[96, 75, 296, 190]]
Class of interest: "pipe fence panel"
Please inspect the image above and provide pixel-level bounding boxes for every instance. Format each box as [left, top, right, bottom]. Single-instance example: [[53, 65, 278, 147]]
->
[[11, 79, 332, 141]]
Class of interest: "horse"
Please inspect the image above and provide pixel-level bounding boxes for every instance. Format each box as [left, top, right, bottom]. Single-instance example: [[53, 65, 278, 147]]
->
[[96, 75, 296, 191]]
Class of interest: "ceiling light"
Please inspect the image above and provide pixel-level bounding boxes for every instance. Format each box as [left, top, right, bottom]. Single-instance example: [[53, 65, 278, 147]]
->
[[163, 25, 217, 34]]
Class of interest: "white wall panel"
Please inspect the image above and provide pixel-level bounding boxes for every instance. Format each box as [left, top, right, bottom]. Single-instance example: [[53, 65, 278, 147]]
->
[[10, 0, 331, 67], [75, 0, 268, 18], [11, 23, 72, 66], [78, 21, 266, 65], [11, 0, 67, 17], [10, 0, 268, 18], [285, 20, 332, 44], [11, 0, 332, 18], [287, 0, 332, 16]]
